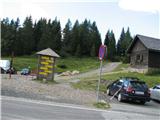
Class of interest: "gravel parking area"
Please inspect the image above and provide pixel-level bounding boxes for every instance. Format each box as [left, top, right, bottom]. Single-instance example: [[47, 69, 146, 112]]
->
[[1, 74, 97, 106]]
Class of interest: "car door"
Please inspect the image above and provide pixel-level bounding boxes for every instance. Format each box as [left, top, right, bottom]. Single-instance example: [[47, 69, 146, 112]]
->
[[153, 86, 160, 101], [111, 80, 123, 96], [109, 80, 118, 95], [150, 87, 155, 99]]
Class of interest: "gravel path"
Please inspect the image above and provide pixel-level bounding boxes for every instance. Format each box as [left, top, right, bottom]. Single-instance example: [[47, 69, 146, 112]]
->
[[1, 74, 96, 106], [1, 62, 120, 106]]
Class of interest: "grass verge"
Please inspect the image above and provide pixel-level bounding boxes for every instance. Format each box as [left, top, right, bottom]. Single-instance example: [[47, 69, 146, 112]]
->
[[72, 71, 160, 92], [72, 80, 108, 92], [113, 63, 129, 72], [102, 72, 160, 87], [2, 56, 102, 73], [56, 57, 101, 73], [93, 102, 110, 109]]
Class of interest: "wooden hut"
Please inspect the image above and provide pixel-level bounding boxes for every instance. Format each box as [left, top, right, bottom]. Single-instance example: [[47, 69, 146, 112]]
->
[[127, 34, 160, 69]]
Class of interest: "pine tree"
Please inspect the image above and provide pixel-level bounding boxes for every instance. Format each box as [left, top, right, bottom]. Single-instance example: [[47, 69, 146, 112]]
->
[[21, 16, 34, 54], [80, 19, 91, 56], [90, 44, 96, 57], [90, 21, 102, 56], [117, 27, 125, 57], [51, 18, 62, 53], [61, 19, 72, 56], [1, 18, 11, 56], [75, 44, 81, 57], [104, 30, 116, 61], [104, 30, 110, 46], [122, 27, 133, 63], [13, 18, 24, 55], [1, 18, 19, 56], [33, 19, 43, 51], [38, 18, 52, 50], [70, 20, 80, 56], [125, 27, 133, 47]]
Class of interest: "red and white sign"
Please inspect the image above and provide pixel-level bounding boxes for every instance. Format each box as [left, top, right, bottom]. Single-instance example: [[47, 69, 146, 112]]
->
[[98, 45, 107, 60]]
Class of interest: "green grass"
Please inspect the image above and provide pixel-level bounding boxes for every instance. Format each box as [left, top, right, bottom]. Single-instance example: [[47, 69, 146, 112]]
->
[[102, 72, 160, 87], [2, 56, 37, 71], [72, 79, 107, 92], [2, 56, 101, 73], [93, 102, 110, 109], [113, 63, 129, 72], [72, 71, 160, 92], [56, 57, 101, 73]]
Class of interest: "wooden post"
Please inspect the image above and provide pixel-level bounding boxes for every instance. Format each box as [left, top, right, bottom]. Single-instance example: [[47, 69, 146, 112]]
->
[[51, 58, 56, 81], [37, 55, 40, 80]]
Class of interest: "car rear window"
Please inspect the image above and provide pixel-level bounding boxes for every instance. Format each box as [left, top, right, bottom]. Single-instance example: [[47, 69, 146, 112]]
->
[[130, 81, 148, 89]]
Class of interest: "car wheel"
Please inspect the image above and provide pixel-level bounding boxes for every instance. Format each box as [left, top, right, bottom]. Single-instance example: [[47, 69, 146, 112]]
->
[[118, 93, 123, 102], [106, 89, 111, 96]]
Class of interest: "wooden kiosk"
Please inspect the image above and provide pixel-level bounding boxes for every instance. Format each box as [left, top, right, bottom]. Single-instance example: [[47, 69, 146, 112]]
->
[[36, 48, 60, 81]]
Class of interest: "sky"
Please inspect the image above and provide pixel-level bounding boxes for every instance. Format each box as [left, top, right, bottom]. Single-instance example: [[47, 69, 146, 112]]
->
[[1, 0, 160, 43]]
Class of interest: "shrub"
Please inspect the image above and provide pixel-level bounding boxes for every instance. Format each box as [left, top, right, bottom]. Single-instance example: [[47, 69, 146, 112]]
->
[[121, 55, 130, 63], [57, 64, 67, 69], [146, 68, 160, 75]]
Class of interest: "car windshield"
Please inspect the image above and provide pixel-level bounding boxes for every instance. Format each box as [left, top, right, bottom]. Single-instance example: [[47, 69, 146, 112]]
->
[[130, 81, 147, 89], [153, 86, 160, 89]]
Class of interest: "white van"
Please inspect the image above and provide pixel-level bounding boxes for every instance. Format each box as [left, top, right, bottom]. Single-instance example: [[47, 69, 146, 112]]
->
[[0, 60, 10, 73]]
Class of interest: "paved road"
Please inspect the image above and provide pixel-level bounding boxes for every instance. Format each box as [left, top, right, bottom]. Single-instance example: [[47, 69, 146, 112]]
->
[[2, 96, 160, 120]]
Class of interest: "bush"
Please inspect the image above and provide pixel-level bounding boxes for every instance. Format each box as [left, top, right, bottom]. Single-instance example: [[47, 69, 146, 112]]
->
[[57, 64, 67, 69], [121, 55, 130, 63], [112, 56, 121, 62], [146, 68, 160, 75]]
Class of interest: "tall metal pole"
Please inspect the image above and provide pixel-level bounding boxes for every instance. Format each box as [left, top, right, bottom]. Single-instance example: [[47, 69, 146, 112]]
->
[[96, 60, 103, 102]]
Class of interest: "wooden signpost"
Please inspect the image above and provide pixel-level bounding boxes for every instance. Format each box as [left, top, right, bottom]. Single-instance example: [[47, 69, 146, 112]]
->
[[36, 48, 60, 81]]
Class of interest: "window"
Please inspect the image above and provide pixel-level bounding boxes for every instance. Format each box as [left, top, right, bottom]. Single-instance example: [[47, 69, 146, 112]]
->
[[136, 54, 140, 61], [123, 80, 129, 87], [116, 80, 123, 86], [136, 54, 143, 63]]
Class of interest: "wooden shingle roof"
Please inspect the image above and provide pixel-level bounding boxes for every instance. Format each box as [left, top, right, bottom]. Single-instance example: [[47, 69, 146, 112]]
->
[[127, 34, 160, 53], [36, 48, 60, 57]]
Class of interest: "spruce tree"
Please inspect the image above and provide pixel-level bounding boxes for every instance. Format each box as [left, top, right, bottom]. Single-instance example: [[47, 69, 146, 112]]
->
[[21, 16, 34, 54], [104, 30, 116, 61], [61, 19, 72, 56], [90, 21, 102, 56], [70, 20, 80, 56], [51, 18, 62, 53], [117, 27, 125, 57]]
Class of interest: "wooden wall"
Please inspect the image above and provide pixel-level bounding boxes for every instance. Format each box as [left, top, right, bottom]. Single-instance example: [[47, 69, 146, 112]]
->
[[130, 40, 148, 68], [148, 51, 160, 68]]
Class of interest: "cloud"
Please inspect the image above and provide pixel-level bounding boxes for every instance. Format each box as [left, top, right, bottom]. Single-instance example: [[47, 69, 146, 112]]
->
[[118, 0, 160, 13], [1, 1, 50, 22], [2, 0, 118, 3]]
